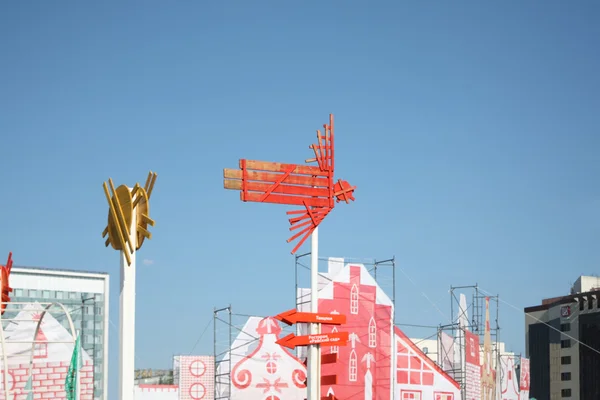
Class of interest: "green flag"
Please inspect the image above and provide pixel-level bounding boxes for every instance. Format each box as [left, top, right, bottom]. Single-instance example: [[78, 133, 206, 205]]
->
[[65, 333, 82, 400]]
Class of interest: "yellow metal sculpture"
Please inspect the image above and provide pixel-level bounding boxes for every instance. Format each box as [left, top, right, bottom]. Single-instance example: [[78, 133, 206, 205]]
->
[[102, 171, 157, 266]]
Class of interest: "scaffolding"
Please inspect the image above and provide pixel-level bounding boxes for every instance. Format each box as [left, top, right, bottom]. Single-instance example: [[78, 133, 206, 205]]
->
[[213, 306, 232, 400], [442, 284, 500, 400], [294, 254, 396, 316]]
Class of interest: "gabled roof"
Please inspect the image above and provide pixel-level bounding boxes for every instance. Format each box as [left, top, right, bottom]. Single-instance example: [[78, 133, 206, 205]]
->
[[394, 326, 460, 389]]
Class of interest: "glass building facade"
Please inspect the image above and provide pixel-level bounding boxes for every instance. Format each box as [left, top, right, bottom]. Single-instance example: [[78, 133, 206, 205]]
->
[[6, 266, 109, 400]]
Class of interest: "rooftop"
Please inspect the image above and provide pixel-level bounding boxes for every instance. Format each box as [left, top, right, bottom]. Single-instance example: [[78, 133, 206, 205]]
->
[[12, 264, 109, 277]]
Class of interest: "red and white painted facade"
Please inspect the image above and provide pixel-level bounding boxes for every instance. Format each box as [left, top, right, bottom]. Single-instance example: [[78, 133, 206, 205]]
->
[[464, 330, 481, 400], [134, 356, 214, 400], [0, 360, 94, 400], [498, 356, 519, 400], [230, 317, 306, 400], [312, 261, 394, 399], [518, 358, 529, 400], [395, 328, 461, 400], [0, 303, 94, 399], [134, 385, 178, 400]]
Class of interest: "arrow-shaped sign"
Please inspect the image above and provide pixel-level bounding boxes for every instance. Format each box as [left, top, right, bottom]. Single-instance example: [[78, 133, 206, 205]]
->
[[275, 309, 346, 326], [276, 332, 349, 349]]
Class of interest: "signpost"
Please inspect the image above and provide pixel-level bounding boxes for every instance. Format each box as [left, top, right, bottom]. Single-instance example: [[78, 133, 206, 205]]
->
[[276, 331, 349, 349], [275, 308, 346, 325], [224, 114, 356, 400], [276, 309, 347, 396], [102, 171, 157, 400]]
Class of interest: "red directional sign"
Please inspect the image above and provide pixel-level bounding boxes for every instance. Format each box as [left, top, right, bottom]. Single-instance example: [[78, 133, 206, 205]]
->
[[276, 332, 349, 350], [275, 309, 346, 326]]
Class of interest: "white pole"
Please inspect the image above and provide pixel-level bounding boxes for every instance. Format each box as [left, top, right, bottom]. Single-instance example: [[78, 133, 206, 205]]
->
[[307, 227, 320, 400], [119, 204, 137, 400]]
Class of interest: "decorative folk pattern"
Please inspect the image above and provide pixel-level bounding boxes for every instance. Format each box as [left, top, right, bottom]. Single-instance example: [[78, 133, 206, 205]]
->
[[223, 115, 356, 254], [178, 355, 214, 400], [231, 317, 306, 400]]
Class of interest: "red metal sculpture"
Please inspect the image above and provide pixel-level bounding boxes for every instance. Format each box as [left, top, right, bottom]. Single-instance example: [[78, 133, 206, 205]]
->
[[0, 252, 13, 315], [224, 114, 356, 253]]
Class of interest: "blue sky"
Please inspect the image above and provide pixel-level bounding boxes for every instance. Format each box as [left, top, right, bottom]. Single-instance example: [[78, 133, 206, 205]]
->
[[1, 1, 599, 397]]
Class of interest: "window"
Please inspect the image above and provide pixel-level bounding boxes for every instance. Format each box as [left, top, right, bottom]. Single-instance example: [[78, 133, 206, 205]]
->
[[14, 289, 23, 297], [561, 340, 571, 348], [350, 284, 359, 315], [349, 350, 357, 381], [397, 340, 434, 386], [55, 291, 64, 299], [85, 306, 93, 315], [401, 390, 422, 400], [69, 292, 77, 299], [95, 306, 102, 315], [368, 317, 377, 348], [560, 323, 570, 332], [561, 372, 571, 381], [561, 356, 571, 365], [29, 289, 38, 297], [561, 388, 571, 398], [34, 342, 48, 358]]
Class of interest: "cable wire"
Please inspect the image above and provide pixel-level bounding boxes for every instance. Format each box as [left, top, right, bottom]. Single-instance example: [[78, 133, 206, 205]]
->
[[477, 286, 600, 356], [189, 317, 213, 355]]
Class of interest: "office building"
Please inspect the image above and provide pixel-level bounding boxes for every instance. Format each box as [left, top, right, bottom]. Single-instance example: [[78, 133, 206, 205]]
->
[[7, 265, 109, 400], [524, 275, 600, 400]]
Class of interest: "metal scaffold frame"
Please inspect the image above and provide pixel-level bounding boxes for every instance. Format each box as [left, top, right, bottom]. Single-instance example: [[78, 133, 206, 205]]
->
[[446, 284, 501, 400], [294, 254, 397, 321], [213, 306, 232, 400]]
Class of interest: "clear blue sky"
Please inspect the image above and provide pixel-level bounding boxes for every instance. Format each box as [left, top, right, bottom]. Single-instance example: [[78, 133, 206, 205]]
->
[[1, 1, 599, 398]]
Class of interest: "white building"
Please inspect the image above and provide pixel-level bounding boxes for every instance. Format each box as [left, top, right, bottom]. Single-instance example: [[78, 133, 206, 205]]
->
[[8, 266, 110, 400]]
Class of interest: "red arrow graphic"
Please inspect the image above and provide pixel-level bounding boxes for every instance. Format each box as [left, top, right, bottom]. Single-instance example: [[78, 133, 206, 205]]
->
[[274, 309, 346, 326], [276, 332, 349, 350]]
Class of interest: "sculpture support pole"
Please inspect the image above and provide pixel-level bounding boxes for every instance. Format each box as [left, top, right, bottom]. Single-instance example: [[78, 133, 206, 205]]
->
[[119, 210, 137, 400], [307, 227, 320, 400]]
